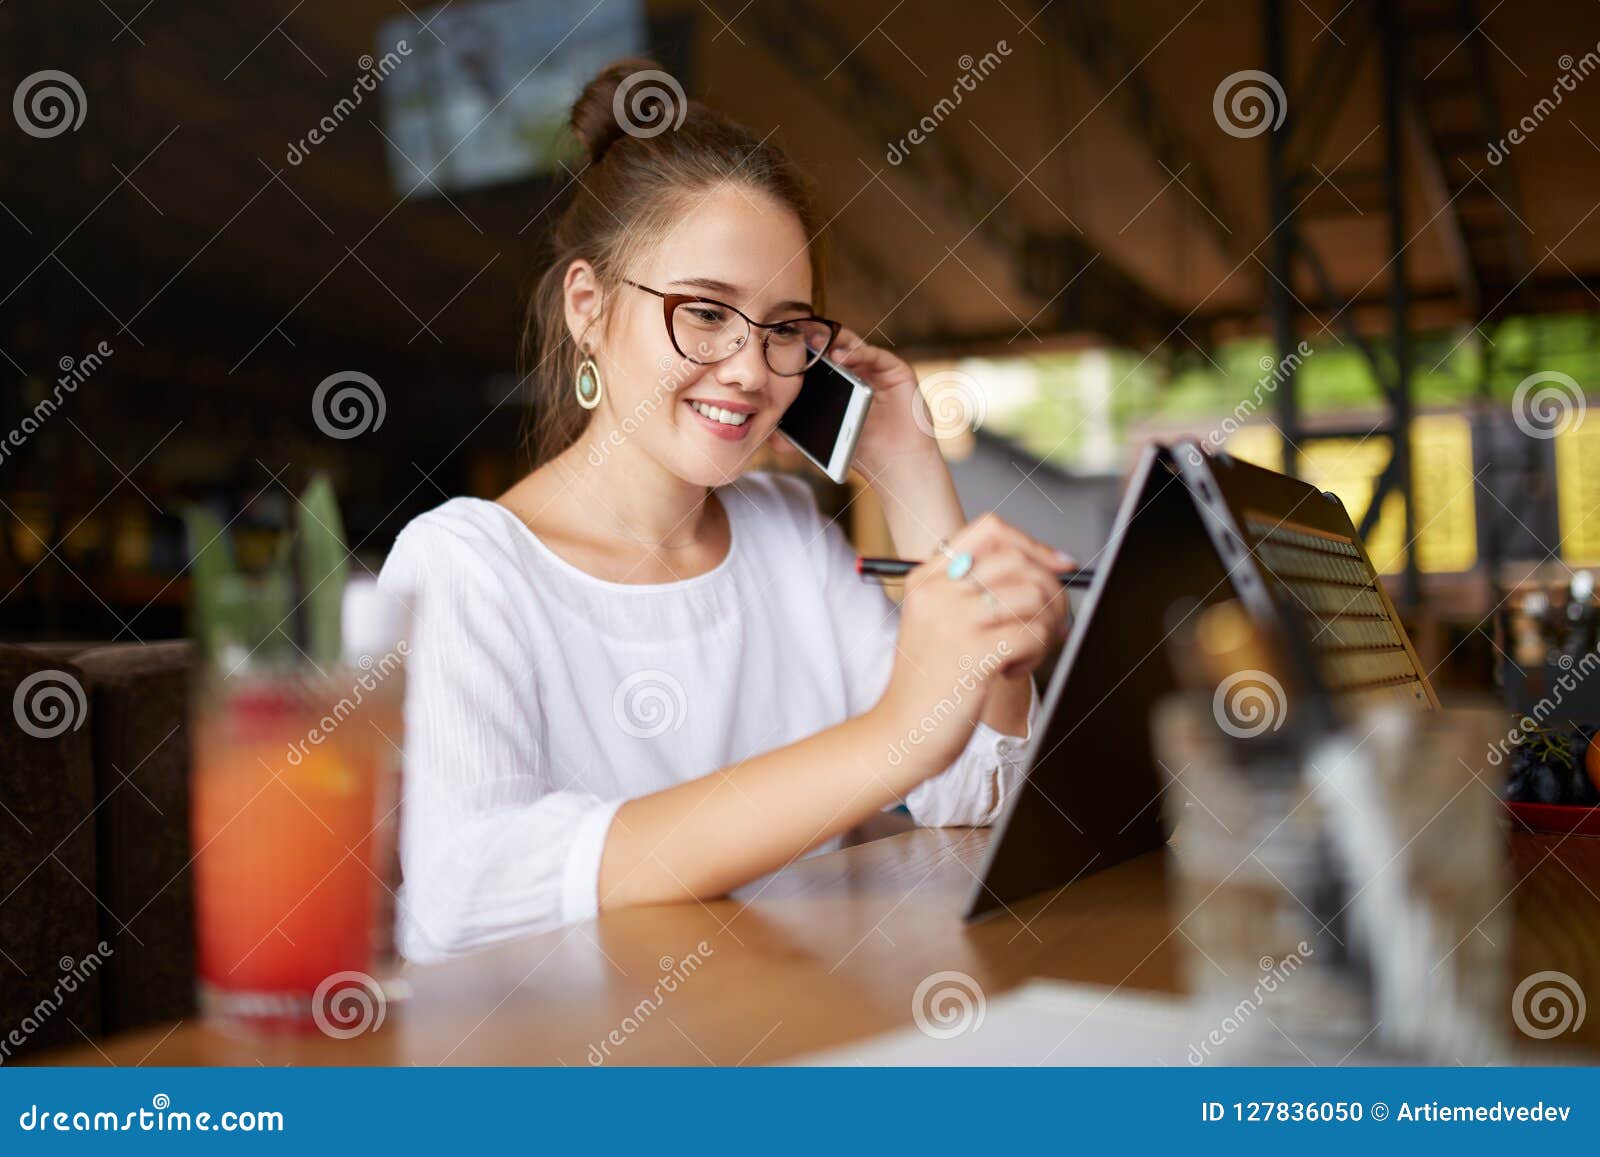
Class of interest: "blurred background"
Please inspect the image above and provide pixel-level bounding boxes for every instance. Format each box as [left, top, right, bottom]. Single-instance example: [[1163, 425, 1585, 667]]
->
[[5, 0, 1600, 699]]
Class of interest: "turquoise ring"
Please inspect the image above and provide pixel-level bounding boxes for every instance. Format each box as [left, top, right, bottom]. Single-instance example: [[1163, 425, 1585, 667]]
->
[[945, 551, 975, 580]]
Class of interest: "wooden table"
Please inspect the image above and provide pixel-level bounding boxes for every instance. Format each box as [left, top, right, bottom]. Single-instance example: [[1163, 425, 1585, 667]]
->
[[46, 827, 1600, 1066]]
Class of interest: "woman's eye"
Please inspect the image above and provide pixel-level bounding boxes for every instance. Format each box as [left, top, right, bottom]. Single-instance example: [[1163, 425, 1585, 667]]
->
[[685, 306, 730, 325], [768, 323, 803, 342]]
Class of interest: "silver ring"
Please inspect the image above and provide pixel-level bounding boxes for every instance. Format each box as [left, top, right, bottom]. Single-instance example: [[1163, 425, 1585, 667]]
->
[[934, 537, 956, 560], [980, 589, 1001, 613]]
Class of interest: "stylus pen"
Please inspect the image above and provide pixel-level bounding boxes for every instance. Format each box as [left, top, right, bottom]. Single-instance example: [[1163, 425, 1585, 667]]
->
[[856, 556, 1096, 587]]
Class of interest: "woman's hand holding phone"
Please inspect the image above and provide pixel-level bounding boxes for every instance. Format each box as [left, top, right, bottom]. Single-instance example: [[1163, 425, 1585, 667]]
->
[[822, 326, 942, 480], [875, 513, 1073, 772], [769, 325, 933, 483]]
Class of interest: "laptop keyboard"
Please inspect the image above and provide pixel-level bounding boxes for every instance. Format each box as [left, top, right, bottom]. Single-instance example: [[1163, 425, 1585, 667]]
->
[[1244, 514, 1432, 709]]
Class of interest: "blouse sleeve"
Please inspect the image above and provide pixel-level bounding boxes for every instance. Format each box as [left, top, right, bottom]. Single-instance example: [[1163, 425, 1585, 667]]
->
[[378, 520, 622, 964], [781, 475, 1041, 828]]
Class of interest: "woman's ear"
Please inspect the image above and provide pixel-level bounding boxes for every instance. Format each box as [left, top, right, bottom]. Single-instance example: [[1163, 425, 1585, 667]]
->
[[563, 259, 602, 349]]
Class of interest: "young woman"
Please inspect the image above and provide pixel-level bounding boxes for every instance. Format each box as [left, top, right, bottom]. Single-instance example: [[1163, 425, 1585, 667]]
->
[[379, 59, 1073, 963]]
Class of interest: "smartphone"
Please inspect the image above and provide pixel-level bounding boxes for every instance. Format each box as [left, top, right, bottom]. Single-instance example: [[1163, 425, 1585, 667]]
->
[[777, 352, 873, 484]]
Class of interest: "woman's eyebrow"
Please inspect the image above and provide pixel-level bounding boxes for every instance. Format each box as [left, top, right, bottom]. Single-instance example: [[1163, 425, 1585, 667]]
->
[[668, 276, 814, 316]]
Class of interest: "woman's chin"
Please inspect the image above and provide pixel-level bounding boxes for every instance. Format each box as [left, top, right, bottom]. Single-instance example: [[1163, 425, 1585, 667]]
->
[[666, 424, 769, 485], [670, 444, 755, 487], [680, 459, 749, 487]]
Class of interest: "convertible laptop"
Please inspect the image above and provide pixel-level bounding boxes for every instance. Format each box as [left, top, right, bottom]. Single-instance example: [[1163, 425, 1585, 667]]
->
[[964, 438, 1439, 920]]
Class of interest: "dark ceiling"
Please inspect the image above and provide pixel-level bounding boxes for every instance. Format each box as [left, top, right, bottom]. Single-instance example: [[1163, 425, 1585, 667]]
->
[[6, 0, 1600, 383]]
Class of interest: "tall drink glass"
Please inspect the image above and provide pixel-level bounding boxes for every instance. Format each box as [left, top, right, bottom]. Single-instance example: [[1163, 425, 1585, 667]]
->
[[190, 576, 409, 1034]]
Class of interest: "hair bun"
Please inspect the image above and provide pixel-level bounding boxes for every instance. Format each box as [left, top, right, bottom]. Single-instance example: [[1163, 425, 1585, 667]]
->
[[570, 57, 690, 165]]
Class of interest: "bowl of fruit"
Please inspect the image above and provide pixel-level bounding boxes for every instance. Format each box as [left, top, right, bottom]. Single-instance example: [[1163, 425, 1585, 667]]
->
[[1503, 723, 1600, 836]]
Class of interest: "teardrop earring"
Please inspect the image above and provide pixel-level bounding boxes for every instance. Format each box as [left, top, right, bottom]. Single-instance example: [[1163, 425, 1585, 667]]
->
[[575, 354, 603, 410]]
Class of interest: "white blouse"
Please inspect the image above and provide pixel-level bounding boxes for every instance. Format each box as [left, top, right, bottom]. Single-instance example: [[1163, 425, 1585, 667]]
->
[[378, 470, 1038, 963]]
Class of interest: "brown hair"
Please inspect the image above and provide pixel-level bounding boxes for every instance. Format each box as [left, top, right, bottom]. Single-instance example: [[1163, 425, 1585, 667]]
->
[[520, 58, 827, 467]]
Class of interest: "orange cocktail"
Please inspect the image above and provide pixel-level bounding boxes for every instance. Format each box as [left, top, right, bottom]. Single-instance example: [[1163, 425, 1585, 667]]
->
[[191, 670, 401, 1031]]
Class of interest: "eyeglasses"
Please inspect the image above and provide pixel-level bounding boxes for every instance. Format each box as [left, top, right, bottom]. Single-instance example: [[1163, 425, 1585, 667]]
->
[[623, 279, 840, 377]]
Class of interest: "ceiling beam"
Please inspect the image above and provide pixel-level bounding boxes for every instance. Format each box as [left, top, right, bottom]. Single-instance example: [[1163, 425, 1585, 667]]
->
[[1282, 2, 1378, 176], [1401, 94, 1480, 316], [1455, 0, 1534, 308], [744, 0, 1184, 348], [1041, 0, 1246, 265]]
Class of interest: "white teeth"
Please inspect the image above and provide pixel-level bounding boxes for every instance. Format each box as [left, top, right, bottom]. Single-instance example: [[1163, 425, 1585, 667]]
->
[[689, 400, 750, 427]]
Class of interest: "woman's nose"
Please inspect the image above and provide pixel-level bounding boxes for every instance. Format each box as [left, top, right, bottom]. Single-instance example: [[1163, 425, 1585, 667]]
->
[[714, 335, 770, 392]]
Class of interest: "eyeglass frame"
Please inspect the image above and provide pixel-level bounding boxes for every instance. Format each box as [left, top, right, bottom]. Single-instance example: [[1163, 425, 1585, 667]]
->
[[622, 279, 842, 377]]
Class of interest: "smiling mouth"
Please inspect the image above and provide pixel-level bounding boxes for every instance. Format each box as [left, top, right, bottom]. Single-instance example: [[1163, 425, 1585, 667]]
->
[[687, 400, 752, 427]]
